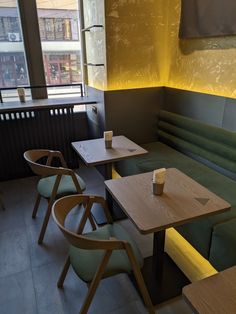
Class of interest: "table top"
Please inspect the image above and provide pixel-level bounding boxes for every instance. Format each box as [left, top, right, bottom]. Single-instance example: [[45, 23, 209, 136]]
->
[[183, 266, 236, 314], [105, 168, 231, 234], [71, 135, 148, 166]]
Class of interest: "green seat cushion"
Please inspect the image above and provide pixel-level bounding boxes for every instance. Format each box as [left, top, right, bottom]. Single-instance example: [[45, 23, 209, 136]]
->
[[116, 141, 236, 258], [69, 223, 143, 282], [37, 173, 86, 198], [209, 218, 236, 271]]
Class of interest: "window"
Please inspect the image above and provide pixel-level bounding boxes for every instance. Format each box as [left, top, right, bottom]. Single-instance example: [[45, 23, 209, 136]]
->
[[36, 0, 82, 98], [0, 2, 29, 101]]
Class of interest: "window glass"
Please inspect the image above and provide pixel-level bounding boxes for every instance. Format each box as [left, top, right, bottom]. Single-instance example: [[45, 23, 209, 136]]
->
[[0, 1, 30, 101], [36, 0, 82, 98]]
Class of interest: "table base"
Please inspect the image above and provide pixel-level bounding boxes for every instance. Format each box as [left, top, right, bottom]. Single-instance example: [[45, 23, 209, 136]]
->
[[91, 164, 114, 225], [130, 253, 190, 305]]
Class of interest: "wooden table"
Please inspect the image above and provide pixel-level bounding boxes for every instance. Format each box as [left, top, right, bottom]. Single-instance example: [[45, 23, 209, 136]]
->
[[72, 135, 148, 223], [183, 266, 236, 314], [105, 168, 231, 304], [72, 135, 147, 179]]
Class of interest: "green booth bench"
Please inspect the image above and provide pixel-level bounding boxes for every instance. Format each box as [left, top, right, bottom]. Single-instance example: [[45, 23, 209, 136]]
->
[[115, 110, 236, 272]]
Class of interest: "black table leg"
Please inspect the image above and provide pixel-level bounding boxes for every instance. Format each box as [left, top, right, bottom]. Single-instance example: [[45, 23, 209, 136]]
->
[[153, 230, 165, 281], [91, 163, 113, 225], [139, 230, 190, 305], [104, 163, 112, 180]]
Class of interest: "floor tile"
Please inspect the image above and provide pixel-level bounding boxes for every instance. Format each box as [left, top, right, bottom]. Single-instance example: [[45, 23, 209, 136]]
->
[[0, 207, 26, 234], [27, 220, 68, 268], [156, 297, 194, 314], [32, 261, 88, 314], [109, 300, 148, 314], [0, 228, 30, 278], [0, 270, 37, 314]]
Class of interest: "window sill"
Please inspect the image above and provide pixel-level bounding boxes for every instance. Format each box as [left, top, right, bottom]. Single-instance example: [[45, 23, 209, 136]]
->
[[0, 96, 96, 113]]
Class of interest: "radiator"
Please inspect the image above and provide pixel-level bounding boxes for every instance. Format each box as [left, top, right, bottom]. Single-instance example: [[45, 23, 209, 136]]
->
[[0, 106, 82, 181]]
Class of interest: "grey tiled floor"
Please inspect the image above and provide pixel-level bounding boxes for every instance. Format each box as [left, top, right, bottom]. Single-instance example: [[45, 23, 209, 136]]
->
[[0, 165, 193, 314]]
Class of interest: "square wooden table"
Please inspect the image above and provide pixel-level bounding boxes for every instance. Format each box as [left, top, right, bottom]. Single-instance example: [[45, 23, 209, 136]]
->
[[72, 135, 148, 223], [183, 266, 236, 314], [105, 168, 231, 304], [72, 135, 148, 179]]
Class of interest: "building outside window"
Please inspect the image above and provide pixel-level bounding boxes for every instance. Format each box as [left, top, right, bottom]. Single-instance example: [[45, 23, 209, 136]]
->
[[0, 2, 29, 97], [0, 0, 82, 100], [36, 1, 82, 97]]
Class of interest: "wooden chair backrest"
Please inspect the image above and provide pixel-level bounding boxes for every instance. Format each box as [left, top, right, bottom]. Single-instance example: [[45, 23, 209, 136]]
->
[[24, 149, 68, 176], [52, 194, 124, 251], [53, 195, 154, 313]]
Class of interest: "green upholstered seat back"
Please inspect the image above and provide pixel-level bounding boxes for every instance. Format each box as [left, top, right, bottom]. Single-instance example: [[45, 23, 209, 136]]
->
[[69, 223, 143, 282], [158, 110, 236, 174]]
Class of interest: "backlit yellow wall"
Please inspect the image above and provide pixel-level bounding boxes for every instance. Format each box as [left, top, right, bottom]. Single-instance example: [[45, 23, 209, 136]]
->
[[105, 0, 164, 90], [166, 0, 236, 98], [84, 0, 236, 97]]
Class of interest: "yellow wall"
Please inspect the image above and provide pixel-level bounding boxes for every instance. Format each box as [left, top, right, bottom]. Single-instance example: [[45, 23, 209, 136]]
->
[[85, 0, 236, 97], [166, 0, 236, 98], [105, 0, 164, 90]]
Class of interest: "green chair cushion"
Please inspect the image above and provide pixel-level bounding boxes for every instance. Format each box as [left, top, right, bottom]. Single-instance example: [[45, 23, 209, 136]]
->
[[209, 218, 236, 271], [37, 173, 86, 198], [69, 223, 143, 282]]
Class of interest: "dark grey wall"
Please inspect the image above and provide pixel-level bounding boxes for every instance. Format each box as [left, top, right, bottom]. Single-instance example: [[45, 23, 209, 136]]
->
[[86, 86, 106, 139], [104, 87, 163, 144], [86, 86, 163, 144], [87, 86, 236, 142], [163, 87, 236, 132]]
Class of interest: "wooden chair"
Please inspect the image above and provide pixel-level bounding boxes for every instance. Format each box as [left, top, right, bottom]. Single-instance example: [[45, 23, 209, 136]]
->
[[52, 194, 154, 314], [24, 149, 91, 244]]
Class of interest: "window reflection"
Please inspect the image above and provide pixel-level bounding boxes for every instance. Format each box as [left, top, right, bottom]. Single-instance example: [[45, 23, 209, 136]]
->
[[0, 2, 29, 89], [36, 1, 82, 89]]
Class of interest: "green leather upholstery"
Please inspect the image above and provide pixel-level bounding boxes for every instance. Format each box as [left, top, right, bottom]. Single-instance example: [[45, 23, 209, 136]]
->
[[115, 110, 236, 270], [209, 218, 236, 271], [37, 173, 86, 198], [69, 223, 143, 282], [158, 110, 236, 173]]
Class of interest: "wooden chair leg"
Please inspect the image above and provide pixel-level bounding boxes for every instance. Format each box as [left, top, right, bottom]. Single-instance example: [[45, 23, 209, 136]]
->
[[132, 267, 154, 314], [38, 202, 52, 244], [57, 256, 71, 288], [80, 250, 112, 314], [125, 244, 154, 314], [88, 214, 96, 230], [32, 194, 41, 219]]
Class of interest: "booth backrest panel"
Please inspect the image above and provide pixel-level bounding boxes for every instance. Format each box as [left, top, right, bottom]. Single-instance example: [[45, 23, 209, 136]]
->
[[158, 110, 236, 174]]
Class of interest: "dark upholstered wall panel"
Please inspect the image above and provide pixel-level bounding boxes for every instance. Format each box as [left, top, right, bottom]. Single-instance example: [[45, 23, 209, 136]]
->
[[163, 88, 226, 128], [223, 98, 236, 132], [104, 87, 163, 144], [86, 86, 106, 139]]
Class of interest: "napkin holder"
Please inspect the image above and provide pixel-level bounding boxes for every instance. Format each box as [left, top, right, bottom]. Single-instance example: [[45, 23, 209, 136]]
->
[[104, 131, 113, 149], [152, 181, 164, 196], [105, 139, 112, 149]]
